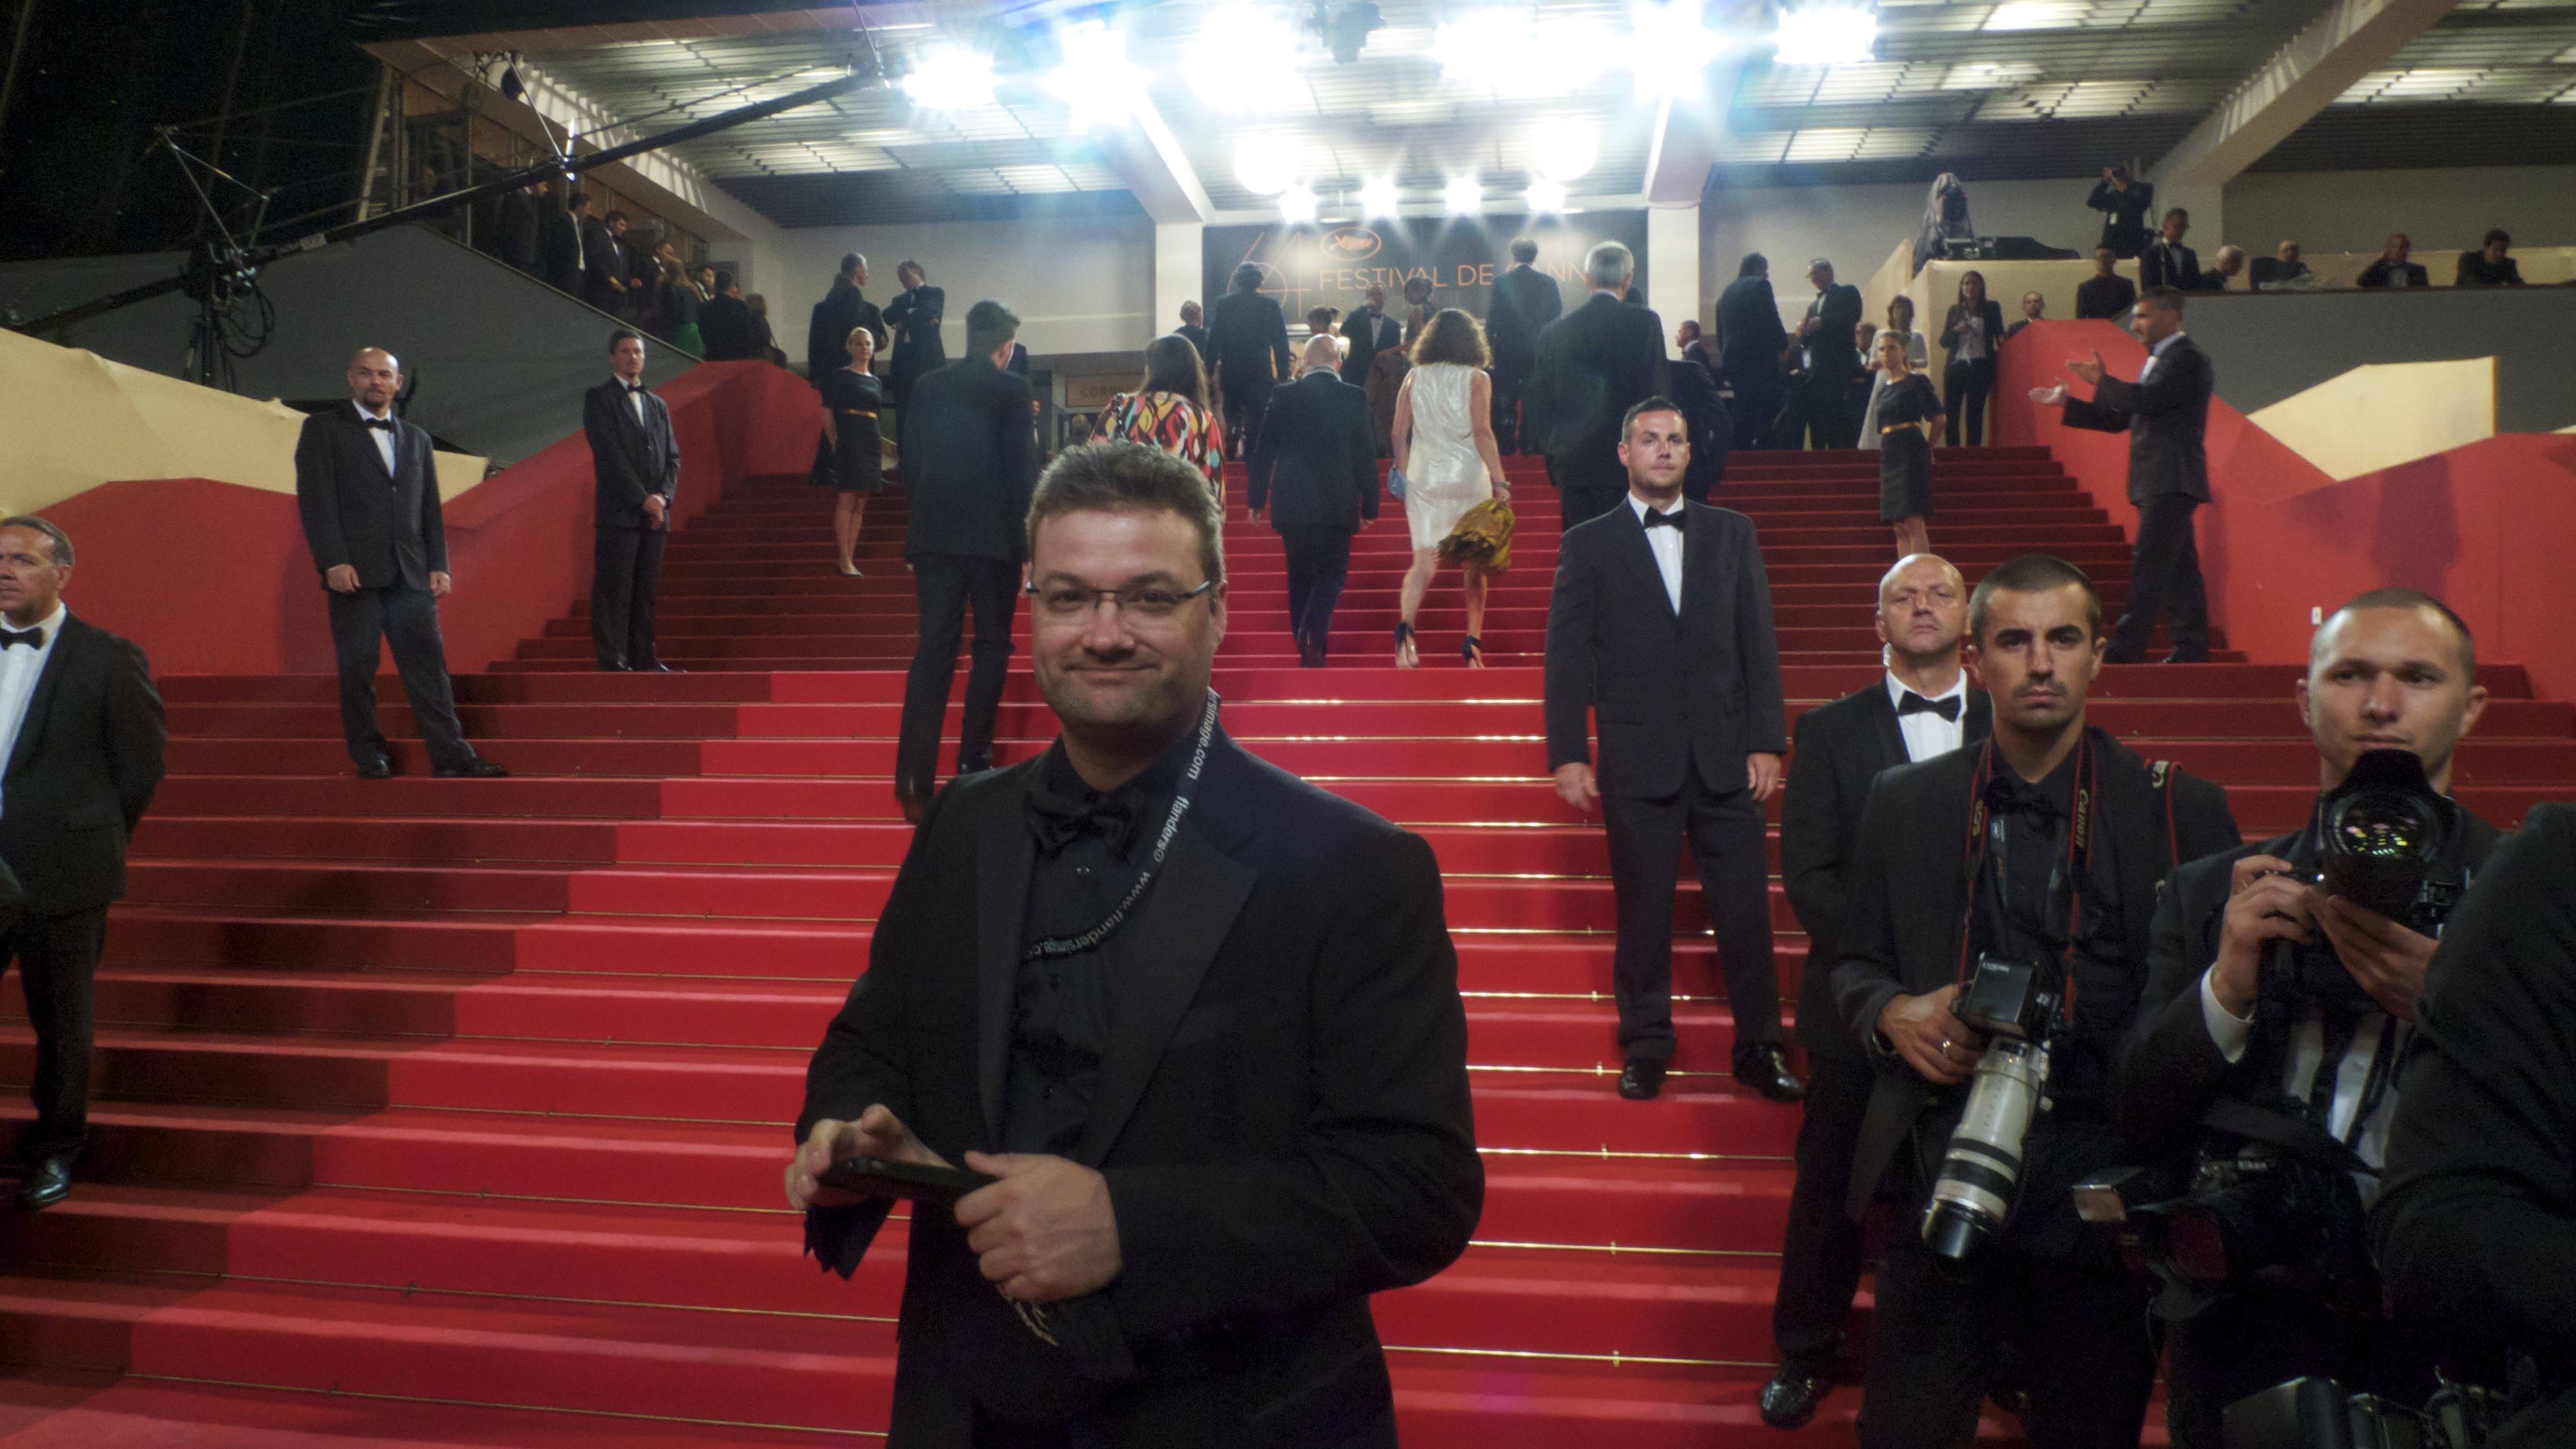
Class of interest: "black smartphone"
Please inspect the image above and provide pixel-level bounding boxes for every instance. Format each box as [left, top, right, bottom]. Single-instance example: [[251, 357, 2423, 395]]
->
[[819, 1154, 995, 1206]]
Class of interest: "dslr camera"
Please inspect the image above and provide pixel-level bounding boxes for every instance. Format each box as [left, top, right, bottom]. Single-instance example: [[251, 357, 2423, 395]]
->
[[2262, 749, 2468, 1015], [2225, 1375, 2509, 1449], [1921, 954, 2062, 1259]]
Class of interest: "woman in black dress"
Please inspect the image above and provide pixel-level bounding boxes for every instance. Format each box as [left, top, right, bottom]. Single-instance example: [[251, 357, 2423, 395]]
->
[[818, 325, 887, 576], [1873, 329, 1945, 560]]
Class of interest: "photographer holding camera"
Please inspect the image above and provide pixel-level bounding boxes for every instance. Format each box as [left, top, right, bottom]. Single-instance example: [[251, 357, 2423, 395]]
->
[[1831, 554, 2240, 1449], [2112, 588, 2496, 1449]]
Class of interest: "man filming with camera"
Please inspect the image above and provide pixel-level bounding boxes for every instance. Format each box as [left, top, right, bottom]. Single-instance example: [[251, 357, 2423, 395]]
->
[[1831, 554, 2240, 1449], [2112, 588, 2497, 1449]]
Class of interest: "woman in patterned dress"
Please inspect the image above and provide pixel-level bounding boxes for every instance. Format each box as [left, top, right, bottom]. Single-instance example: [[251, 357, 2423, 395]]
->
[[1098, 336, 1226, 491]]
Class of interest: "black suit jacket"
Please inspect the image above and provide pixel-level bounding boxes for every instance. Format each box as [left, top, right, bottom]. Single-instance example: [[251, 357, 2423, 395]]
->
[[2357, 259, 2431, 289], [1781, 681, 1992, 1058], [1209, 290, 1293, 393], [579, 217, 628, 308], [808, 280, 887, 382], [1544, 500, 1785, 799], [1337, 308, 1403, 386], [2141, 238, 2201, 293], [538, 202, 581, 294], [294, 404, 447, 589], [491, 190, 539, 272], [797, 730, 1480, 1448], [1939, 299, 2007, 362], [1248, 371, 1378, 536], [1715, 275, 1789, 388], [1801, 285, 1864, 378], [2059, 334, 2214, 504], [902, 357, 1039, 563], [2075, 274, 2138, 320], [0, 614, 165, 920], [1529, 292, 1666, 469], [2111, 812, 2503, 1170], [1663, 358, 1733, 497], [698, 295, 760, 362], [1486, 264, 1562, 369], [2455, 253, 2525, 288], [1176, 324, 1211, 367], [883, 285, 948, 384], [582, 380, 680, 530], [1827, 732, 2240, 1217]]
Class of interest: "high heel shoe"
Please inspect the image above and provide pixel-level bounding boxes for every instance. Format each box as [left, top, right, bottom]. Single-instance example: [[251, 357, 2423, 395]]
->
[[1393, 621, 1418, 669], [1461, 635, 1484, 668], [838, 561, 863, 577]]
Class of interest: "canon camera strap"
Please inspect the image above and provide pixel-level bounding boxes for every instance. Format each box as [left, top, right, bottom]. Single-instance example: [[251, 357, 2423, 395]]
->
[[1954, 732, 2098, 1022], [1022, 690, 1220, 963]]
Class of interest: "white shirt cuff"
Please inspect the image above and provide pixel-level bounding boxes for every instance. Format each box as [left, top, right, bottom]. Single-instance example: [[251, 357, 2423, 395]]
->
[[2198, 965, 2253, 1063]]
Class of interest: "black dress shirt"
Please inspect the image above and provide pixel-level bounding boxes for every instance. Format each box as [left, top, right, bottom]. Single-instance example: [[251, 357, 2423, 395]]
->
[[1004, 737, 1191, 1156]]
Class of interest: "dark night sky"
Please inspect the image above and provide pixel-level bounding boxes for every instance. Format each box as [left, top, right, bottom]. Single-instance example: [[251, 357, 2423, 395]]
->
[[0, 0, 374, 260]]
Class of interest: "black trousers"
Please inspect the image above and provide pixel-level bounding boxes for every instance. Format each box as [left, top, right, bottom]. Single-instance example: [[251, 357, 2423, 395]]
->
[[1220, 378, 1274, 461], [1599, 772, 1783, 1069], [326, 584, 476, 770], [897, 554, 1019, 795], [2163, 1291, 2437, 1449], [1280, 528, 1353, 662], [3, 907, 110, 1163], [1858, 1234, 2157, 1449], [1490, 360, 1531, 454], [589, 523, 668, 669], [1780, 369, 1861, 449], [1772, 1048, 1877, 1371], [1943, 356, 1996, 446], [2105, 494, 2209, 663], [1726, 369, 1785, 452], [1546, 457, 1628, 535]]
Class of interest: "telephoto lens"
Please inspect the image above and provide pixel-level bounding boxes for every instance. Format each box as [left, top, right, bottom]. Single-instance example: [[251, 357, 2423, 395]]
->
[[1922, 1035, 2050, 1257]]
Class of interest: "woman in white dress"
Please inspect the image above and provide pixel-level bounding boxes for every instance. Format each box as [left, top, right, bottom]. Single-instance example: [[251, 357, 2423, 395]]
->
[[1389, 308, 1510, 667]]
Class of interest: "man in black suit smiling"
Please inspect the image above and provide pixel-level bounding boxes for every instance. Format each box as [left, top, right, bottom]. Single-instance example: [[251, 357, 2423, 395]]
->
[[582, 329, 680, 673], [1761, 552, 1990, 1427], [1544, 397, 1800, 1104], [293, 348, 505, 780]]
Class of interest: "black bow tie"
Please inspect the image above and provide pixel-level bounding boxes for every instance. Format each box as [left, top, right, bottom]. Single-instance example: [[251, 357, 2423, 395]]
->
[[1641, 509, 1683, 530], [1026, 785, 1137, 858], [625, 384, 647, 395], [1983, 772, 2061, 824], [0, 626, 41, 650], [1898, 690, 1961, 722], [361, 417, 394, 431]]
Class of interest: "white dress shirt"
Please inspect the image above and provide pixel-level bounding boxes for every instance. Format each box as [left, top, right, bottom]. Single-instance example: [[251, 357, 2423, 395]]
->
[[617, 377, 648, 426], [355, 401, 397, 474], [2137, 329, 2187, 385], [0, 601, 68, 820], [1885, 669, 1968, 762], [2198, 967, 2403, 1202], [1628, 494, 1684, 613]]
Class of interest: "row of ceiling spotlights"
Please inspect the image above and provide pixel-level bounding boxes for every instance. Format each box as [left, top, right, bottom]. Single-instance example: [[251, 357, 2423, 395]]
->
[[894, 4, 1879, 116], [1272, 175, 1574, 223]]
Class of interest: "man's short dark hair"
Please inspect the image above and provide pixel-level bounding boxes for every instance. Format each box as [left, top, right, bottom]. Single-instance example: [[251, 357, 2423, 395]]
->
[[1968, 553, 2101, 643], [1739, 253, 1767, 278], [840, 252, 862, 275], [1509, 236, 1539, 264], [608, 328, 643, 354], [569, 190, 591, 210], [1230, 262, 1264, 293], [2138, 286, 2187, 316], [2164, 207, 2189, 224], [713, 269, 736, 293], [0, 515, 72, 568], [2484, 228, 2510, 248], [1620, 395, 1683, 441], [1026, 441, 1225, 588], [2319, 586, 2477, 676], [965, 299, 1020, 356], [605, 209, 628, 227]]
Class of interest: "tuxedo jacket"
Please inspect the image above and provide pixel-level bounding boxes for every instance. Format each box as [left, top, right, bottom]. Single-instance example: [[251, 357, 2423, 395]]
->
[[2111, 812, 2503, 1171], [902, 357, 1039, 563], [294, 404, 447, 589], [1529, 292, 1667, 469], [2059, 335, 2214, 504], [578, 217, 628, 304], [0, 615, 165, 919], [882, 286, 948, 383], [1780, 681, 1991, 1059], [797, 729, 1481, 1448], [581, 380, 680, 530], [1544, 500, 1786, 799], [1209, 290, 1293, 390], [1827, 732, 2239, 1217], [808, 280, 886, 382], [537, 203, 582, 294], [2141, 238, 2201, 293], [1248, 371, 1379, 536], [1800, 285, 1864, 378], [1485, 264, 1562, 369], [1337, 307, 1403, 388], [1715, 275, 1788, 386]]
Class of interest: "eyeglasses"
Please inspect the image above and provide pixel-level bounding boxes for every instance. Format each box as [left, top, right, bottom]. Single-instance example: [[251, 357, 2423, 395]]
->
[[1026, 578, 1215, 623]]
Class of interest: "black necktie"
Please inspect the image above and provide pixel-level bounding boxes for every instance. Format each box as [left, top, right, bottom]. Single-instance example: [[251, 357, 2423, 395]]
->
[[1898, 690, 1962, 722], [362, 417, 394, 431], [1641, 509, 1683, 530], [1026, 786, 1136, 858], [0, 627, 40, 650]]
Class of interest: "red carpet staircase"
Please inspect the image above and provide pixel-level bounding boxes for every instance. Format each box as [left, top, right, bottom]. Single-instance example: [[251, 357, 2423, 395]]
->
[[0, 447, 2568, 1445]]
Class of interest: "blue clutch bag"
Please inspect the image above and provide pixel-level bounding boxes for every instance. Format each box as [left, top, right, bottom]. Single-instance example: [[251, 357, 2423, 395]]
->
[[1387, 465, 1409, 502]]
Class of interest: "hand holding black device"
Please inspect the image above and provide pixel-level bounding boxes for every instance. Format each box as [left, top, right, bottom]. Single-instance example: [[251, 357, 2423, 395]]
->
[[821, 1154, 996, 1206]]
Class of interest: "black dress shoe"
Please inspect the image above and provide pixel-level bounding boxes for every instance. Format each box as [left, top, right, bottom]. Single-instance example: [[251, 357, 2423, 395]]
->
[[895, 780, 932, 826], [2159, 650, 2209, 665], [1758, 1366, 1829, 1429], [630, 660, 681, 673], [1616, 1059, 1666, 1100], [14, 1157, 72, 1211], [1737, 1045, 1807, 1103], [432, 758, 510, 778], [597, 660, 630, 673], [356, 755, 395, 780]]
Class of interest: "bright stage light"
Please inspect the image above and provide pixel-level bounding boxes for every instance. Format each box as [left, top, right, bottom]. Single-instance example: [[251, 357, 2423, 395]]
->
[[1772, 5, 1877, 66], [1280, 186, 1320, 224], [1628, 1, 1728, 97], [1191, 5, 1302, 110], [1526, 178, 1568, 213], [1045, 22, 1146, 130], [1437, 10, 1610, 95], [1531, 125, 1597, 182], [1235, 136, 1298, 197], [1359, 178, 1401, 215], [1444, 177, 1482, 215], [901, 47, 998, 110]]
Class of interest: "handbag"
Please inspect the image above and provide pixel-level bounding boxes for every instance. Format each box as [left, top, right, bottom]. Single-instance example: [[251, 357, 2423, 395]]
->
[[1437, 497, 1515, 574], [1385, 465, 1408, 502]]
